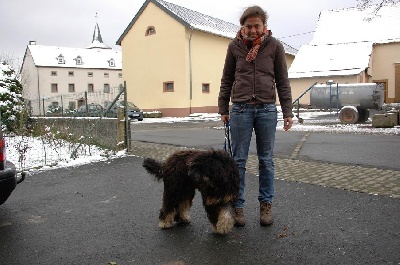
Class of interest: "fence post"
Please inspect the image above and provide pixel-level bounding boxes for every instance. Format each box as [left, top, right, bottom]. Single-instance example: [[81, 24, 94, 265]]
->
[[117, 107, 125, 151], [123, 81, 131, 152], [42, 98, 45, 116]]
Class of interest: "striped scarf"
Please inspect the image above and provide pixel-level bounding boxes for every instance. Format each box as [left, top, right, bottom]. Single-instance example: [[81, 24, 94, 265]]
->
[[237, 27, 269, 62]]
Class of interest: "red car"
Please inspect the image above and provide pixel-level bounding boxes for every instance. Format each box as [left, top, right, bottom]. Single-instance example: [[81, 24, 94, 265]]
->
[[0, 113, 26, 205]]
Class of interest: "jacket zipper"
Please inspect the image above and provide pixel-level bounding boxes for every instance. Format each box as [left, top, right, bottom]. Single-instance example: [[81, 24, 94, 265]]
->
[[252, 60, 256, 99]]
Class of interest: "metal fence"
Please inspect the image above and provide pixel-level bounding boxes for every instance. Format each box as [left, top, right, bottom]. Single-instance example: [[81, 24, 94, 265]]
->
[[27, 85, 124, 117], [5, 83, 132, 172]]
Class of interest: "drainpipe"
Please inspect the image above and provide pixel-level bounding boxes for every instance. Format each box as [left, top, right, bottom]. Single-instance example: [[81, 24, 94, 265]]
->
[[36, 67, 41, 115], [188, 27, 193, 115]]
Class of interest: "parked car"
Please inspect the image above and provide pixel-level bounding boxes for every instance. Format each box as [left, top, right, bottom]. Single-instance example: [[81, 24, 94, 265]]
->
[[76, 103, 104, 117], [0, 112, 26, 205], [105, 101, 143, 121]]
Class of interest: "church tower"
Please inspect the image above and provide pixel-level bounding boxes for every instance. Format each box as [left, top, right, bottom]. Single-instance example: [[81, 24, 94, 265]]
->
[[86, 13, 111, 49]]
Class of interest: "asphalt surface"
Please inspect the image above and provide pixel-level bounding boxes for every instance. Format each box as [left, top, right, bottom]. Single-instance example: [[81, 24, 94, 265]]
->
[[1, 120, 399, 265]]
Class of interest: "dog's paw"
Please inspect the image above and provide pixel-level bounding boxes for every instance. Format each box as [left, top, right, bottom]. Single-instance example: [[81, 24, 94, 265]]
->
[[159, 220, 174, 229], [174, 215, 191, 226], [180, 214, 192, 224], [212, 209, 234, 235]]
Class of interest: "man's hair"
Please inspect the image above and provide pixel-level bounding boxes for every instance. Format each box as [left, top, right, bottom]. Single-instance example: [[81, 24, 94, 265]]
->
[[239, 6, 268, 26]]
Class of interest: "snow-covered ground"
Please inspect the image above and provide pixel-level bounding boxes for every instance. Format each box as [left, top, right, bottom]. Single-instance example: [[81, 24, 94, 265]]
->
[[5, 110, 400, 173], [137, 110, 400, 135]]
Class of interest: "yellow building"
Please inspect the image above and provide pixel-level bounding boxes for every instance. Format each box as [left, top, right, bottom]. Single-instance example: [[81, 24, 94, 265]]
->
[[117, 0, 297, 117], [289, 3, 400, 106]]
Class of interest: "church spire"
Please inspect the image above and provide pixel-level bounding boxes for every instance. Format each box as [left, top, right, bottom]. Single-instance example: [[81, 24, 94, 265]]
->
[[86, 13, 111, 49]]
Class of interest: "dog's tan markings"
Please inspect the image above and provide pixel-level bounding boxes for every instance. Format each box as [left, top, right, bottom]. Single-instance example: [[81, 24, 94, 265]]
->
[[223, 194, 235, 203], [202, 175, 214, 187], [205, 197, 221, 205], [178, 200, 191, 223], [213, 207, 234, 235], [159, 210, 175, 229]]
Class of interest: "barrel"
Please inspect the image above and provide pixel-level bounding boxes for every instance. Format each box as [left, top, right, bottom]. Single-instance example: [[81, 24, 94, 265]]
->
[[310, 83, 384, 110]]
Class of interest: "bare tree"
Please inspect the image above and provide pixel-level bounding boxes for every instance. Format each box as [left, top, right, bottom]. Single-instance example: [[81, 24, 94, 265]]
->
[[357, 0, 399, 13], [0, 52, 22, 79]]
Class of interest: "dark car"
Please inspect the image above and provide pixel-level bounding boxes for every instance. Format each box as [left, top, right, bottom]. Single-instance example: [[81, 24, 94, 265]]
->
[[76, 103, 104, 117], [0, 112, 25, 205], [105, 101, 143, 121]]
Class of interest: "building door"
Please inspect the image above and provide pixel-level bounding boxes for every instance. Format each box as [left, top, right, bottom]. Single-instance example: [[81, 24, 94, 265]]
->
[[395, 64, 400, 102]]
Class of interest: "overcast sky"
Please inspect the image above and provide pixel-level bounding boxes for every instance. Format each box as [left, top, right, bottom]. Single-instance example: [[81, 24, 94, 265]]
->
[[0, 0, 378, 67]]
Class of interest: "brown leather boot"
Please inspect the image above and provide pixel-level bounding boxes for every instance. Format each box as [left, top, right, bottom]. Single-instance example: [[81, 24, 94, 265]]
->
[[260, 202, 274, 226], [233, 208, 245, 227]]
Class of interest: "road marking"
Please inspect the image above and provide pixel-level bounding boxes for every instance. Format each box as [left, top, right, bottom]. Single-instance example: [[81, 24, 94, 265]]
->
[[290, 132, 311, 159]]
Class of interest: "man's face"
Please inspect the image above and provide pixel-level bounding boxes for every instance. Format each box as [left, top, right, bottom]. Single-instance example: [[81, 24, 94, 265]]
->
[[243, 16, 265, 38]]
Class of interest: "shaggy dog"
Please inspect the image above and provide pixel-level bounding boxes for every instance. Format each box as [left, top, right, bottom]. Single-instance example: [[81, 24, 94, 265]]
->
[[142, 149, 240, 235]]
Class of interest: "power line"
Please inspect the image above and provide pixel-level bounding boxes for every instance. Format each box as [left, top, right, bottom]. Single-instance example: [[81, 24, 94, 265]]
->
[[278, 31, 316, 39]]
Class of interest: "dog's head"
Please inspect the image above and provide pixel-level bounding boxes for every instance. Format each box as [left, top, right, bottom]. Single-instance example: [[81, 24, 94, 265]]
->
[[188, 149, 240, 204]]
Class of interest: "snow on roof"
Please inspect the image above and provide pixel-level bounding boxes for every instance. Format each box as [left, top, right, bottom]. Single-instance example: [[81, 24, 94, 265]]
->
[[289, 42, 372, 78], [311, 3, 400, 45], [289, 3, 400, 78], [86, 40, 111, 49], [117, 0, 297, 56], [27, 45, 122, 69]]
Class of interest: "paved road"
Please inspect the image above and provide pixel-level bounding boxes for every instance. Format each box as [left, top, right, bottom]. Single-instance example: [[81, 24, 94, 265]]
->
[[1, 156, 399, 265], [1, 120, 399, 264], [131, 120, 400, 170]]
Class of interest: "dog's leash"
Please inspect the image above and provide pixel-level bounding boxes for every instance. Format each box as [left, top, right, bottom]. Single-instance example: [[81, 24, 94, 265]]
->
[[223, 120, 233, 157]]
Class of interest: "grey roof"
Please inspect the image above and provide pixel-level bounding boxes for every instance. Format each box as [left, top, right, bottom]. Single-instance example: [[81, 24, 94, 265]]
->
[[116, 0, 297, 56]]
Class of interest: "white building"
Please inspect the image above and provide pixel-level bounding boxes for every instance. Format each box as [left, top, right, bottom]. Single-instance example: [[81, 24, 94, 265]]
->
[[20, 22, 123, 116], [288, 3, 400, 105]]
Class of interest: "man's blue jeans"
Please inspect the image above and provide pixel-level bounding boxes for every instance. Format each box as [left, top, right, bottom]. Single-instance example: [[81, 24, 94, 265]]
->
[[229, 103, 278, 208]]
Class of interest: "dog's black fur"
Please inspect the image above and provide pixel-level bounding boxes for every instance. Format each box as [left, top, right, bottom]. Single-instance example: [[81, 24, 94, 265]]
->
[[142, 149, 240, 234]]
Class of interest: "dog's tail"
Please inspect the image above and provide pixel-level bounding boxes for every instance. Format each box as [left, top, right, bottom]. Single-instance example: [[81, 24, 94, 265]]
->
[[142, 158, 163, 181]]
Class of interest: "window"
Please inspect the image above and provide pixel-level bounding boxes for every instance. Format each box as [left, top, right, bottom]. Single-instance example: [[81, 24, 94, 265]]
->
[[51, 71, 57, 76], [74, 56, 83, 65], [68, 83, 75, 93], [145, 26, 156, 36], [202, 83, 210, 93], [104, 84, 110, 93], [104, 73, 109, 78], [88, 72, 93, 77], [118, 72, 122, 78], [108, 58, 115, 67], [51, 83, 58, 93], [88, 83, 94, 93], [68, 101, 76, 110], [56, 54, 65, 64], [68, 71, 74, 76], [163, 82, 174, 92], [119, 84, 124, 92]]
